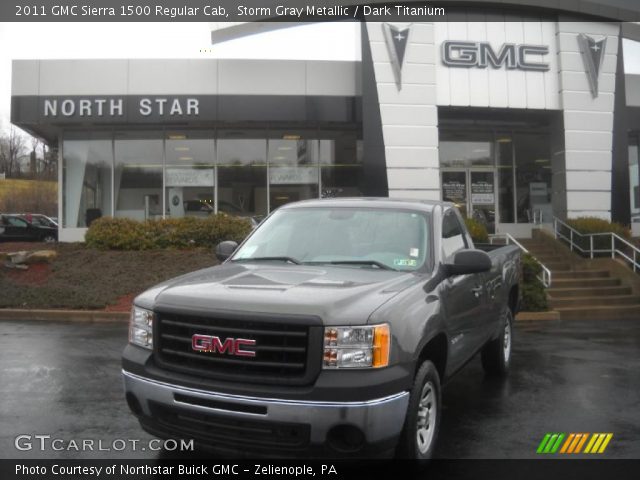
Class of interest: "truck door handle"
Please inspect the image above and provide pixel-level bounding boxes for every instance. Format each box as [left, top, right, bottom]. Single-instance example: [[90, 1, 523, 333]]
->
[[471, 286, 483, 297]]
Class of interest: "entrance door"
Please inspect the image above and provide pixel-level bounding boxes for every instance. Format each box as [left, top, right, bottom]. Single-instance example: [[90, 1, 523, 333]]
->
[[469, 170, 496, 234], [441, 170, 497, 234]]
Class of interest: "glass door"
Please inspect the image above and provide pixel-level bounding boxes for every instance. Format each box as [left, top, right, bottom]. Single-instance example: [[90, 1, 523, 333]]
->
[[441, 171, 468, 218], [442, 170, 497, 234], [469, 170, 496, 234]]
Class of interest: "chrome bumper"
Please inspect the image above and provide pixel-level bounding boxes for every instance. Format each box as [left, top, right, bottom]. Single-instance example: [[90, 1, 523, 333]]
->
[[122, 370, 409, 445]]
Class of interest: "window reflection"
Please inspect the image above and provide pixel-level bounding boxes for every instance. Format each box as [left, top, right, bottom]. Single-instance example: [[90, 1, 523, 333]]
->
[[114, 134, 163, 221], [62, 134, 112, 228], [268, 136, 319, 209]]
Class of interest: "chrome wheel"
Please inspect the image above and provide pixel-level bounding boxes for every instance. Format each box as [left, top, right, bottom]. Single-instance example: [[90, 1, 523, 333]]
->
[[416, 381, 437, 454], [503, 319, 512, 363]]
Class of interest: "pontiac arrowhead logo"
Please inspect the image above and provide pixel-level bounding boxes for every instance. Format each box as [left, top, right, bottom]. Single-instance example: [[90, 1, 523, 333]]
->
[[578, 33, 607, 98], [382, 23, 411, 90]]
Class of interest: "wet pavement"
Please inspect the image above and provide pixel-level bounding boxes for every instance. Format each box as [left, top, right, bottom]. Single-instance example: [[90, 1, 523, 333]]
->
[[0, 319, 638, 459]]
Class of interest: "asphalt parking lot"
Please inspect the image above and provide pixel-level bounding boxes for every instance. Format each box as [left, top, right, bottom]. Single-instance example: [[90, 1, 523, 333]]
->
[[0, 319, 638, 459]]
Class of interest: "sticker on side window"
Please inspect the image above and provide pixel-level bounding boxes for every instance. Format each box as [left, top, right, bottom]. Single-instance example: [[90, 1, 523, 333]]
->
[[409, 248, 419, 258]]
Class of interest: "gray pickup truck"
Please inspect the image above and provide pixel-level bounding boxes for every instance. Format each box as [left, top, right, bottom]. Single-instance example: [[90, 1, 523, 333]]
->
[[122, 198, 521, 459]]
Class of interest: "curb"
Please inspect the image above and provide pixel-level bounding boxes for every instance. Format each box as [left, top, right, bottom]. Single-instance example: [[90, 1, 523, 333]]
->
[[0, 309, 129, 322], [516, 310, 560, 321]]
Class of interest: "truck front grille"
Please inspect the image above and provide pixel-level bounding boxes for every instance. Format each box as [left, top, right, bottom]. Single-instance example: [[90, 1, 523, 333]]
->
[[154, 311, 322, 385]]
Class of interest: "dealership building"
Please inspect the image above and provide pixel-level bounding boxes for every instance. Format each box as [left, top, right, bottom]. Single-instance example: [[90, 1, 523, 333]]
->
[[10, 5, 640, 241]]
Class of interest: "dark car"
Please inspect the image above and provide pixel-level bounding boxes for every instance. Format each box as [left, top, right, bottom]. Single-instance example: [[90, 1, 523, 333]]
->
[[0, 214, 58, 243], [19, 213, 58, 228]]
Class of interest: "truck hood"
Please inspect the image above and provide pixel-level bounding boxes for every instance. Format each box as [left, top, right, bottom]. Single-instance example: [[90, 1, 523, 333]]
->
[[137, 263, 423, 326]]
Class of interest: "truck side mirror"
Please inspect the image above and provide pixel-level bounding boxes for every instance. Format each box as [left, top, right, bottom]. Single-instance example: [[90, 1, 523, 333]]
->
[[444, 249, 492, 277], [215, 240, 238, 262]]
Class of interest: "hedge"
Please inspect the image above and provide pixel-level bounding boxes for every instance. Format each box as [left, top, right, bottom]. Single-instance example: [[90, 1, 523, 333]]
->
[[85, 215, 253, 250], [565, 217, 631, 254], [521, 253, 548, 312], [464, 217, 489, 244]]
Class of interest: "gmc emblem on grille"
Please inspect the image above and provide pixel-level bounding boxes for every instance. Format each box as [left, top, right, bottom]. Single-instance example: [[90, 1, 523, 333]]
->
[[191, 334, 256, 357]]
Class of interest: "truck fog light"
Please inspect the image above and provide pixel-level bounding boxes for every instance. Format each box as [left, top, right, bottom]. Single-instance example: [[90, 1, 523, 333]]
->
[[323, 324, 389, 369], [129, 306, 154, 350]]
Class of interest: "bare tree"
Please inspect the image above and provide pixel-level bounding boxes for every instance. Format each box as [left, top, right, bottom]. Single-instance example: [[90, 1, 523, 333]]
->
[[0, 126, 28, 178]]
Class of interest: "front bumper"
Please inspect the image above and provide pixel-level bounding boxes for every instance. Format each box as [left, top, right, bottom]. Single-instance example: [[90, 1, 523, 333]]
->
[[123, 370, 409, 456]]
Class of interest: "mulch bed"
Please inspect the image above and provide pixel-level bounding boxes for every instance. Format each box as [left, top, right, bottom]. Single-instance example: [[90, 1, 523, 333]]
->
[[0, 242, 217, 310]]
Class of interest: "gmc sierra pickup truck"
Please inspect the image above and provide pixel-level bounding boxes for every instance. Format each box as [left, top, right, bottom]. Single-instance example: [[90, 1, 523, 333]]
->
[[122, 198, 521, 459]]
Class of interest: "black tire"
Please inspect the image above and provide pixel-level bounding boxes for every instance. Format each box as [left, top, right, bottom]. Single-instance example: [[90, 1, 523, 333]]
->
[[481, 308, 513, 376], [396, 360, 441, 459]]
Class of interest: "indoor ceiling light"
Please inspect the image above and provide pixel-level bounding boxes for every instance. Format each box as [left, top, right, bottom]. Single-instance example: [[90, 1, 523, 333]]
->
[[168, 134, 187, 140], [535, 159, 550, 163], [496, 138, 512, 143], [282, 134, 301, 140], [174, 147, 190, 151], [179, 156, 193, 161]]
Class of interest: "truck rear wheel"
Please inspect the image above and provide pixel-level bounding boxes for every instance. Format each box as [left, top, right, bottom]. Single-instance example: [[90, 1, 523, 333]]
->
[[396, 360, 441, 460], [481, 308, 513, 376]]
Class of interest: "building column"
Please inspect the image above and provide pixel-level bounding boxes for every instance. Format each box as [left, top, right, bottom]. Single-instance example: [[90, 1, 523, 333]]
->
[[557, 19, 620, 220], [366, 22, 439, 200]]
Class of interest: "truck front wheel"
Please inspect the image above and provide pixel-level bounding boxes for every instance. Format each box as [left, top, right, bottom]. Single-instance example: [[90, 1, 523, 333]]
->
[[397, 360, 441, 459], [481, 307, 513, 376]]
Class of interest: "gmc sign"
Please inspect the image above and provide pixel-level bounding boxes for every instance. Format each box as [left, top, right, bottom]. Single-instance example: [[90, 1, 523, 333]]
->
[[442, 41, 549, 71], [192, 334, 256, 357]]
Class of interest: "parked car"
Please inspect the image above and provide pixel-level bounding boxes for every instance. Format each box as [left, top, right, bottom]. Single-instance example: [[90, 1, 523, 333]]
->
[[122, 198, 520, 459], [18, 213, 58, 228], [0, 214, 58, 243]]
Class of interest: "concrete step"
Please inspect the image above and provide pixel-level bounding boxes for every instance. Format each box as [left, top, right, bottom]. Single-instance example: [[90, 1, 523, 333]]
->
[[555, 305, 640, 320], [553, 270, 610, 280], [550, 295, 640, 308], [551, 277, 621, 288], [548, 285, 632, 298], [535, 254, 572, 263], [545, 262, 573, 271]]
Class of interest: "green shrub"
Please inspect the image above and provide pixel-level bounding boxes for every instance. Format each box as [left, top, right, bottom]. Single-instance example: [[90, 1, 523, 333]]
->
[[464, 217, 489, 244], [521, 253, 548, 311], [565, 217, 631, 254], [85, 215, 253, 250], [566, 217, 630, 239]]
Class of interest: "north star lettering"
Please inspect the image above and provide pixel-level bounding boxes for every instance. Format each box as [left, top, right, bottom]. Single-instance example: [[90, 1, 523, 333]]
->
[[43, 98, 200, 117]]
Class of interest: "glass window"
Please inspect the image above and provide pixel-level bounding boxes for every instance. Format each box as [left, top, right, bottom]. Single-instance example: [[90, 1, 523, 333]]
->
[[217, 134, 268, 218], [232, 207, 430, 272], [62, 134, 113, 228], [164, 132, 215, 219], [440, 133, 493, 168], [268, 133, 319, 210], [319, 133, 363, 198], [497, 135, 515, 223], [442, 209, 467, 260], [630, 134, 639, 221], [114, 133, 163, 221], [514, 133, 552, 223]]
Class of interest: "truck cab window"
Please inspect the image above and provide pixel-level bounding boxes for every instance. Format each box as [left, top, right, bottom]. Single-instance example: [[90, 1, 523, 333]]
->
[[442, 210, 467, 261]]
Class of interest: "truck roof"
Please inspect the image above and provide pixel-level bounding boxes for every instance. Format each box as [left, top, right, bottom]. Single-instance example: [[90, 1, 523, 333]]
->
[[280, 197, 454, 213]]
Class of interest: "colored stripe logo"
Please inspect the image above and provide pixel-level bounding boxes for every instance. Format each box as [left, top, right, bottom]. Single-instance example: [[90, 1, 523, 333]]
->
[[537, 433, 613, 454]]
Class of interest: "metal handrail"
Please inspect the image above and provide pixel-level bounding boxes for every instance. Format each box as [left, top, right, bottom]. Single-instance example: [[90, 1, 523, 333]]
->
[[489, 233, 552, 288], [553, 217, 640, 274]]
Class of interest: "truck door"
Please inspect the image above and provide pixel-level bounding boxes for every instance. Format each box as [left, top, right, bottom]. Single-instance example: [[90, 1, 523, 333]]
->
[[439, 209, 490, 373]]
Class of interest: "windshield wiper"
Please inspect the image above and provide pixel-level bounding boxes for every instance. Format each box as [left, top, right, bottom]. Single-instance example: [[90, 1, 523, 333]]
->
[[232, 256, 302, 265], [309, 260, 396, 271]]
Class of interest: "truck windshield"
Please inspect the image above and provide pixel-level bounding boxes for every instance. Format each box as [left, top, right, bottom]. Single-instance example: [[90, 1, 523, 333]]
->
[[232, 207, 430, 272]]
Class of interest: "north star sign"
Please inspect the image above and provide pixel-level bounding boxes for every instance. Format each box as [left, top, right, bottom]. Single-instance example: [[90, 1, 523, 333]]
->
[[43, 97, 200, 117], [442, 41, 550, 71]]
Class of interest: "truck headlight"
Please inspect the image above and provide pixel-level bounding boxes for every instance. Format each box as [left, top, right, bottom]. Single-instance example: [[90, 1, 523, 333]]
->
[[129, 306, 154, 350], [323, 324, 390, 369]]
